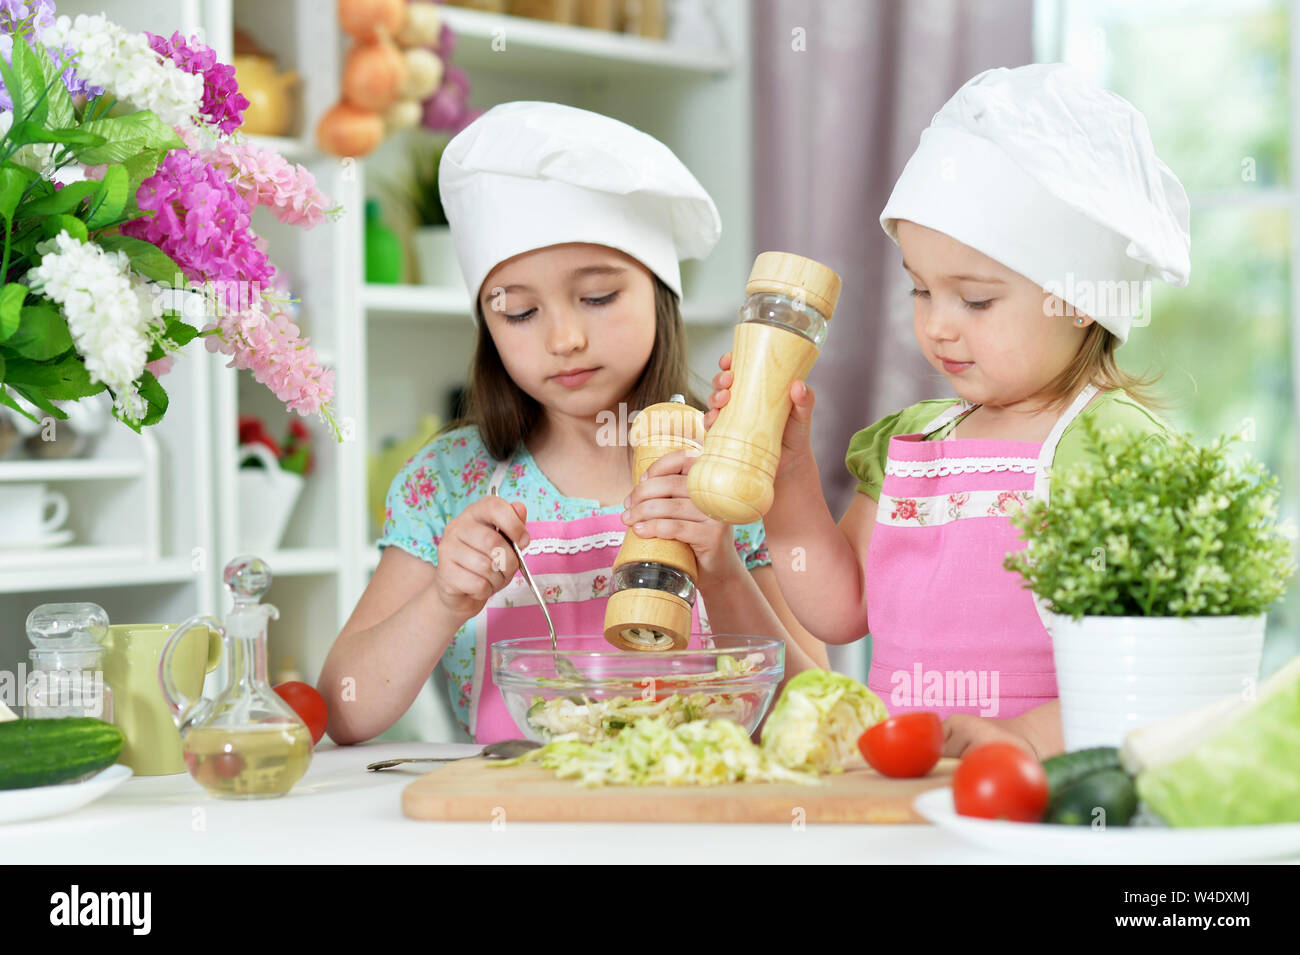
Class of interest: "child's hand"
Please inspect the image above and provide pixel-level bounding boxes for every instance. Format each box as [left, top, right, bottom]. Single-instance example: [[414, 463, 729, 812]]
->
[[622, 448, 744, 584], [432, 495, 530, 622], [704, 351, 818, 483], [942, 713, 1040, 760]]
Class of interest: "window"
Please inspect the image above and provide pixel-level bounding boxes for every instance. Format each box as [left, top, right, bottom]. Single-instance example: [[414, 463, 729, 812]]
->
[[1037, 0, 1299, 670]]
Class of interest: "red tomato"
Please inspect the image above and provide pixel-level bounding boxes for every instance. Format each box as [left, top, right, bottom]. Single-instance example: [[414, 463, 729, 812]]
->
[[211, 752, 244, 779], [952, 742, 1049, 822], [858, 713, 944, 778], [273, 681, 328, 745]]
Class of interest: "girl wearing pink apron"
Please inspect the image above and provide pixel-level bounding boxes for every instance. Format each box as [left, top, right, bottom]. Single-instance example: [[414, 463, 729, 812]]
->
[[864, 383, 1099, 721], [469, 452, 712, 743]]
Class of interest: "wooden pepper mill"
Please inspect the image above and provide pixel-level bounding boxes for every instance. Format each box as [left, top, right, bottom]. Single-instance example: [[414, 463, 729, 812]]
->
[[603, 395, 706, 652], [688, 252, 842, 524]]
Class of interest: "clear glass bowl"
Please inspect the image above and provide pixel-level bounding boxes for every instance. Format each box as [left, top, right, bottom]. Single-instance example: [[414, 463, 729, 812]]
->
[[491, 634, 785, 743]]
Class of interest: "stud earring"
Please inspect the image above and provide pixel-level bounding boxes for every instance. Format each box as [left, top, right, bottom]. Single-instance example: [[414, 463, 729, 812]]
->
[[1075, 317, 1084, 325]]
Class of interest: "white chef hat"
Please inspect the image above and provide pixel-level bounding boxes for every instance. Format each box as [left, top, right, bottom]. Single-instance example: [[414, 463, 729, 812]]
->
[[439, 101, 721, 315], [880, 63, 1191, 345]]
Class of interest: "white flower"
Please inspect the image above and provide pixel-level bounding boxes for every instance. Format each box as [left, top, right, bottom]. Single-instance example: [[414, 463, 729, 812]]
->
[[25, 230, 163, 424], [39, 14, 203, 130]]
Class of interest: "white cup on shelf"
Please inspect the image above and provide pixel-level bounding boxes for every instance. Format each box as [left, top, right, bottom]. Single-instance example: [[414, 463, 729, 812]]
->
[[0, 483, 70, 544]]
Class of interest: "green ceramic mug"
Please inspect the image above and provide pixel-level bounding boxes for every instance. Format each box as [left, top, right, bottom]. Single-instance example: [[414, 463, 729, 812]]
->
[[102, 623, 221, 775]]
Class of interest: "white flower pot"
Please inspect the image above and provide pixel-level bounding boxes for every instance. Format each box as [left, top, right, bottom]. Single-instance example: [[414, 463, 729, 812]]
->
[[237, 443, 304, 553], [1048, 612, 1266, 750], [412, 225, 464, 290]]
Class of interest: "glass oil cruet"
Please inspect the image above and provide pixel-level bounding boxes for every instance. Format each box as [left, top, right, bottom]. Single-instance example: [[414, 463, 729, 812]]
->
[[159, 556, 312, 799]]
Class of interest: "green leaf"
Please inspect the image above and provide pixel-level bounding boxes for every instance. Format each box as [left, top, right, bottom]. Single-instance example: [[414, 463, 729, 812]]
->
[[75, 112, 186, 165], [3, 352, 101, 399], [120, 149, 162, 194], [137, 370, 167, 427], [20, 178, 101, 217], [41, 214, 88, 243], [164, 316, 200, 348], [7, 381, 67, 419], [9, 38, 48, 128], [0, 39, 42, 128], [32, 42, 75, 130], [0, 383, 42, 424], [8, 122, 106, 148], [6, 302, 73, 359], [0, 283, 27, 341], [86, 164, 128, 229], [96, 234, 184, 285], [0, 165, 37, 222]]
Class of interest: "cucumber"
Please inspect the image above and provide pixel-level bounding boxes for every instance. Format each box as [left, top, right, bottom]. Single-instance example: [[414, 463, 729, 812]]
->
[[0, 717, 124, 790], [1041, 746, 1122, 796], [1047, 769, 1138, 827]]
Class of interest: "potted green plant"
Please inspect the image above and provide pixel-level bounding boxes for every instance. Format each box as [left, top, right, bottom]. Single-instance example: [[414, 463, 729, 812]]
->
[[384, 136, 461, 289], [1004, 415, 1296, 749]]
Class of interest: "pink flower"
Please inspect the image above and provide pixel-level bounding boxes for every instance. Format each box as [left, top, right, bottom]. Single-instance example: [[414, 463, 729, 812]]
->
[[147, 31, 249, 134], [203, 140, 335, 228], [124, 149, 275, 297], [145, 355, 176, 378], [202, 298, 335, 420]]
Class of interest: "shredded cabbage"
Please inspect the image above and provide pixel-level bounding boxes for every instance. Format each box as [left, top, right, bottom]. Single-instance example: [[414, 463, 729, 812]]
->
[[525, 692, 754, 742], [495, 716, 822, 787]]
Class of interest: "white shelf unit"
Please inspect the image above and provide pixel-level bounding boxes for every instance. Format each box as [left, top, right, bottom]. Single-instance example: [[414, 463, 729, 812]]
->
[[0, 0, 753, 707]]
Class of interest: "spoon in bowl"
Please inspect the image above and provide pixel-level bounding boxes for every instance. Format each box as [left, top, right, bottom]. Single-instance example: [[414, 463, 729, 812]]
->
[[490, 487, 583, 682]]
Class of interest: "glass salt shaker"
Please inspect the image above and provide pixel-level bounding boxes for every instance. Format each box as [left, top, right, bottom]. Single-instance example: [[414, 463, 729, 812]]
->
[[24, 602, 114, 720]]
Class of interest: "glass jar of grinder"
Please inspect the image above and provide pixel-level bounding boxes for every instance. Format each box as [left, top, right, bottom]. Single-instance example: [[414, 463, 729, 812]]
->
[[603, 395, 707, 651]]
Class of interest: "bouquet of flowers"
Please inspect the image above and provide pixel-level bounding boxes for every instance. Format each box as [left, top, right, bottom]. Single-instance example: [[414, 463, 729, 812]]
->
[[0, 1, 341, 437]]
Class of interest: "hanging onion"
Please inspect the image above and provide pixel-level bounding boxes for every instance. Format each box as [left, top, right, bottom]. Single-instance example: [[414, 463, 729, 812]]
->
[[343, 36, 408, 112], [338, 0, 406, 39], [396, 2, 442, 47], [316, 101, 385, 157], [401, 47, 444, 101]]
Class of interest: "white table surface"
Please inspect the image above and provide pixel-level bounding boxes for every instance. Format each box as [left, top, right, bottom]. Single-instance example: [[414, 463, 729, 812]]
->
[[0, 741, 1018, 864]]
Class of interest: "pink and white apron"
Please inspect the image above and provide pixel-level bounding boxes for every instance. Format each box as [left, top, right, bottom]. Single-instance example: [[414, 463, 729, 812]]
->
[[468, 452, 712, 743], [864, 384, 1098, 721]]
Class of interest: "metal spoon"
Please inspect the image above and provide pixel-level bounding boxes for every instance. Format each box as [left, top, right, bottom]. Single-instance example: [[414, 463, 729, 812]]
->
[[366, 738, 541, 772], [490, 487, 584, 682]]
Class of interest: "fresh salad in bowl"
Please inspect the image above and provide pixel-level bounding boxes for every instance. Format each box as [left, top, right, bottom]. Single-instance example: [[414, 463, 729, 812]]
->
[[491, 635, 784, 743]]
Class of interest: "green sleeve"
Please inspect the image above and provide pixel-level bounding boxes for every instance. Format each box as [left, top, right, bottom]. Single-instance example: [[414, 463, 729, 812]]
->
[[845, 400, 962, 501], [1052, 390, 1173, 476]]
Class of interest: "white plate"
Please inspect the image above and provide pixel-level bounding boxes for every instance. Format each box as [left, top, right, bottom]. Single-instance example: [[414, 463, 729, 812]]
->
[[0, 528, 75, 550], [0, 764, 132, 824], [913, 787, 1300, 863]]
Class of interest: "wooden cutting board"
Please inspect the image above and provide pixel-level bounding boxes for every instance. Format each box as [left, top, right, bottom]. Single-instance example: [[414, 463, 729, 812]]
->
[[401, 756, 958, 824]]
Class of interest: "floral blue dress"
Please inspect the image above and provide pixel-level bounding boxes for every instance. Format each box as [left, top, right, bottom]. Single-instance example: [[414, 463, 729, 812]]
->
[[377, 424, 773, 740]]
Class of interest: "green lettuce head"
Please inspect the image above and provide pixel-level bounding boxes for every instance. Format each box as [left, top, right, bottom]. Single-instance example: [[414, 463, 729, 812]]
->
[[1136, 659, 1300, 826], [761, 670, 888, 773]]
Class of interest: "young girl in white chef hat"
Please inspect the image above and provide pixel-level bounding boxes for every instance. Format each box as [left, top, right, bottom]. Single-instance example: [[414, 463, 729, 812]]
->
[[707, 64, 1192, 760], [320, 101, 827, 745]]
